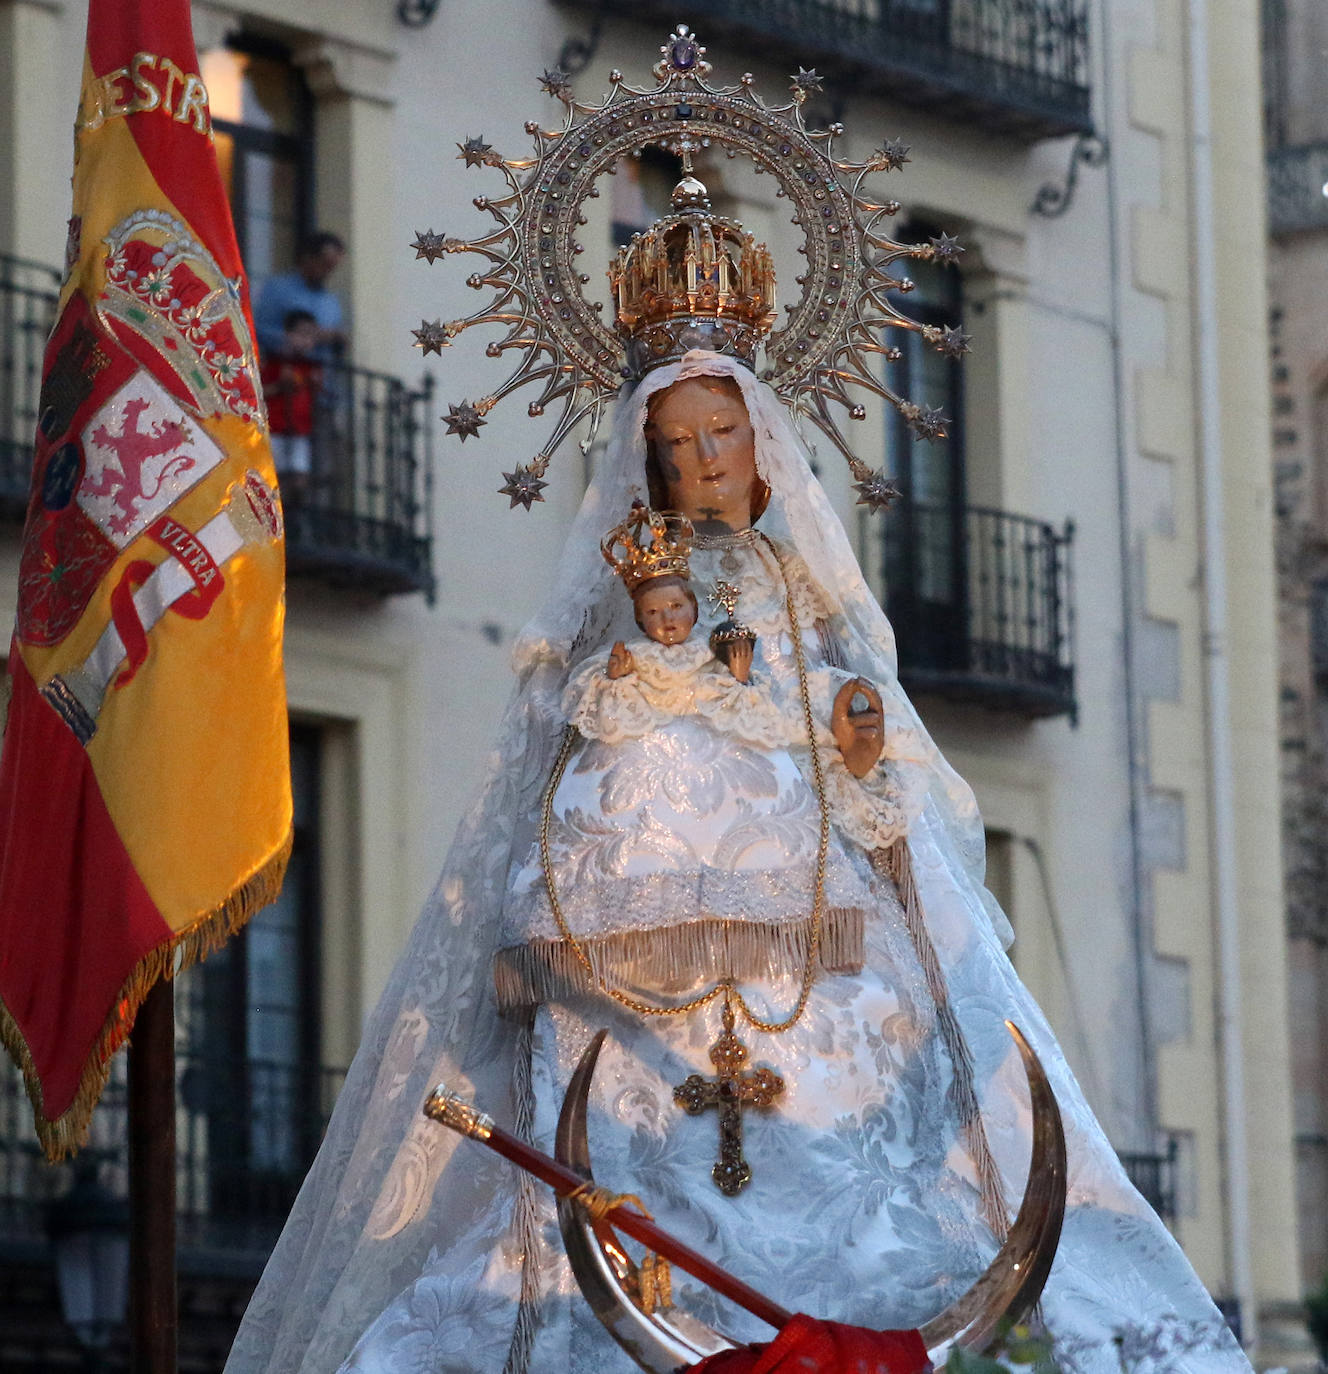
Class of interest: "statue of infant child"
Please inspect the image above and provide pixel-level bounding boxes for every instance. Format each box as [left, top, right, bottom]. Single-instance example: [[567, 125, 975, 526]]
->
[[565, 503, 782, 746]]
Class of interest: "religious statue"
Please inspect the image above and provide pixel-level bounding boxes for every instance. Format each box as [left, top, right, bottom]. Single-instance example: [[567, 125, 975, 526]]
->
[[225, 27, 1254, 1374]]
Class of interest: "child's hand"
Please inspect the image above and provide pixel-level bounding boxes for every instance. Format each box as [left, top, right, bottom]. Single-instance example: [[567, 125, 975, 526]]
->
[[724, 639, 753, 683], [606, 641, 635, 679]]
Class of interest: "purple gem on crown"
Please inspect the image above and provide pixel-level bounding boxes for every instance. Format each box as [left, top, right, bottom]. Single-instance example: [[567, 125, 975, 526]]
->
[[670, 37, 698, 71]]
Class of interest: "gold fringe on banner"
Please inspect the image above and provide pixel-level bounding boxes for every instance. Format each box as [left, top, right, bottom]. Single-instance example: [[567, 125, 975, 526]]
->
[[0, 828, 293, 1163], [876, 837, 1010, 1242], [493, 907, 865, 1014]]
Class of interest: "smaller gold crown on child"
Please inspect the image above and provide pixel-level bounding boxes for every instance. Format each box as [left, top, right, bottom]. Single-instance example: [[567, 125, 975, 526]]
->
[[601, 501, 695, 593]]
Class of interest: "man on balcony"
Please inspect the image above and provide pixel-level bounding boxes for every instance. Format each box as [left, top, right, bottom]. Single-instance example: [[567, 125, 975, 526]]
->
[[253, 230, 348, 365]]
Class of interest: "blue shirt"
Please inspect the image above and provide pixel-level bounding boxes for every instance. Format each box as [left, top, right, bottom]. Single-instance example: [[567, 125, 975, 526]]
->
[[253, 271, 345, 361]]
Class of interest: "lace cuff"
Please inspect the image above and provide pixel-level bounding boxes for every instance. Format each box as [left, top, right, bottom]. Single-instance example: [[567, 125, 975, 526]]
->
[[816, 750, 930, 851]]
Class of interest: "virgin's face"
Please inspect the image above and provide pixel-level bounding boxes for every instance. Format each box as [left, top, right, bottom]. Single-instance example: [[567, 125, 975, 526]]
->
[[647, 378, 757, 533]]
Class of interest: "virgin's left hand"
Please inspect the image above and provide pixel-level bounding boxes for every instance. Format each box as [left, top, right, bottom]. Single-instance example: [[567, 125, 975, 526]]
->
[[831, 678, 884, 778]]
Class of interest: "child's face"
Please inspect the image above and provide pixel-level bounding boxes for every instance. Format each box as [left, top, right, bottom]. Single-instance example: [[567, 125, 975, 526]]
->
[[634, 578, 696, 646], [285, 320, 320, 356]]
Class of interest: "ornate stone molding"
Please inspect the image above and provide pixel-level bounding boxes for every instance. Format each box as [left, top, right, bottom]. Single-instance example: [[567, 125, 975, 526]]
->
[[293, 36, 395, 109]]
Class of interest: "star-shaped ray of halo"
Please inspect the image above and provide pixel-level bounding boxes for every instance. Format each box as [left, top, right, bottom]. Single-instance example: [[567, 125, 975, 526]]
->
[[852, 470, 901, 512], [929, 230, 964, 263], [874, 138, 912, 172], [457, 136, 498, 168], [411, 230, 448, 264], [412, 319, 451, 355], [909, 405, 948, 441], [444, 401, 487, 440], [937, 326, 972, 358], [539, 67, 572, 101], [791, 67, 823, 97], [499, 465, 548, 510]]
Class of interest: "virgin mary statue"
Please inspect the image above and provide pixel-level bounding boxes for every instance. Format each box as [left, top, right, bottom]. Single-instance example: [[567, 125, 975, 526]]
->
[[227, 34, 1252, 1374]]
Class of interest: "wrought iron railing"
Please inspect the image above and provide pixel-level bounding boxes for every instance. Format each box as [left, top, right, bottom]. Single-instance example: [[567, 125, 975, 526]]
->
[[883, 498, 1076, 719], [0, 254, 436, 599], [562, 0, 1092, 140], [1311, 580, 1328, 680], [0, 254, 61, 518], [282, 361, 436, 599], [1119, 1137, 1179, 1222], [1267, 142, 1328, 235], [1, 1053, 344, 1262]]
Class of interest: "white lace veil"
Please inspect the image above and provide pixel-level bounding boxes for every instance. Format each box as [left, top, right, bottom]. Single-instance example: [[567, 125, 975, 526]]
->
[[226, 352, 1236, 1374]]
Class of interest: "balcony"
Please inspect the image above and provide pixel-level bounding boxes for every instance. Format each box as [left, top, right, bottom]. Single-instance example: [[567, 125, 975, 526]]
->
[[1267, 143, 1328, 235], [1, 1052, 343, 1369], [1119, 1137, 1179, 1223], [282, 363, 436, 599], [0, 255, 60, 520], [561, 0, 1092, 141], [0, 255, 435, 600], [883, 499, 1076, 720]]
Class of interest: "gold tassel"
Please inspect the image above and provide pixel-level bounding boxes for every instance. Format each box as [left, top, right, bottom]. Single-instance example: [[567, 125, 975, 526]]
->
[[566, 1183, 672, 1314], [639, 1252, 672, 1314]]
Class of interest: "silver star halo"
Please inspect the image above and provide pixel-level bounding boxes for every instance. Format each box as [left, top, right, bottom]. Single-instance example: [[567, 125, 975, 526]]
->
[[412, 24, 966, 508]]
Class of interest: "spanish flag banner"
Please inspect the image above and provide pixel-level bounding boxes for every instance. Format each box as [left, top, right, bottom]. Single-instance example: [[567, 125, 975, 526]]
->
[[0, 0, 291, 1160]]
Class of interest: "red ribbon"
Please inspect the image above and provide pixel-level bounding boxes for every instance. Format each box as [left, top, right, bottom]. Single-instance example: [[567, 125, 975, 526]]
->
[[107, 517, 224, 688]]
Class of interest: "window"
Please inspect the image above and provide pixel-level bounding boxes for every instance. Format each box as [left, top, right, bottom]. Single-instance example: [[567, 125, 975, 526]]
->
[[200, 41, 313, 284], [984, 828, 1015, 930], [179, 724, 324, 1237], [882, 230, 966, 665]]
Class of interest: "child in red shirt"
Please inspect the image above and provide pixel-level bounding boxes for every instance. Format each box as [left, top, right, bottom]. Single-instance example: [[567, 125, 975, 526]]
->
[[261, 309, 323, 495]]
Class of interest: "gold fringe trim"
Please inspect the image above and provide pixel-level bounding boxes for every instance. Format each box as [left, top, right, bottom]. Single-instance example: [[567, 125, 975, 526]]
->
[[0, 828, 293, 1163], [493, 908, 865, 1013], [877, 838, 1010, 1242]]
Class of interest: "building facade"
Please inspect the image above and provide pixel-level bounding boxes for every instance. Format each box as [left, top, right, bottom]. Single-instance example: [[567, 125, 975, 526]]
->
[[0, 0, 1306, 1366], [1264, 0, 1328, 1324]]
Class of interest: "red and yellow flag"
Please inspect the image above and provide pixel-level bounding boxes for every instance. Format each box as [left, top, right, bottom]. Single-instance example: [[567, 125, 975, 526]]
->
[[0, 0, 291, 1159]]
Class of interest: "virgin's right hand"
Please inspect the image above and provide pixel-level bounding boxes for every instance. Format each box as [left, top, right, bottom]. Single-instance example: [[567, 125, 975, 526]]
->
[[606, 641, 634, 679]]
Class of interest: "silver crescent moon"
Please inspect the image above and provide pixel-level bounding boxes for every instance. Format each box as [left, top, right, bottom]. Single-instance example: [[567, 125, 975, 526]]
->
[[555, 1029, 740, 1371], [555, 1020, 1067, 1373]]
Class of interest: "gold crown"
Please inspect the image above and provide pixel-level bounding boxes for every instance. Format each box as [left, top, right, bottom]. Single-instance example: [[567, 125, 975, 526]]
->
[[610, 176, 777, 378], [601, 501, 695, 594]]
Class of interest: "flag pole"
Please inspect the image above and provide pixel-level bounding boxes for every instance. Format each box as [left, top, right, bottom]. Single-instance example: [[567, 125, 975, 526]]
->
[[128, 978, 177, 1373]]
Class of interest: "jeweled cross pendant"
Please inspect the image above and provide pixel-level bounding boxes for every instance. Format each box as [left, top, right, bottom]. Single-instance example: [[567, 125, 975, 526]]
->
[[673, 1000, 784, 1195]]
